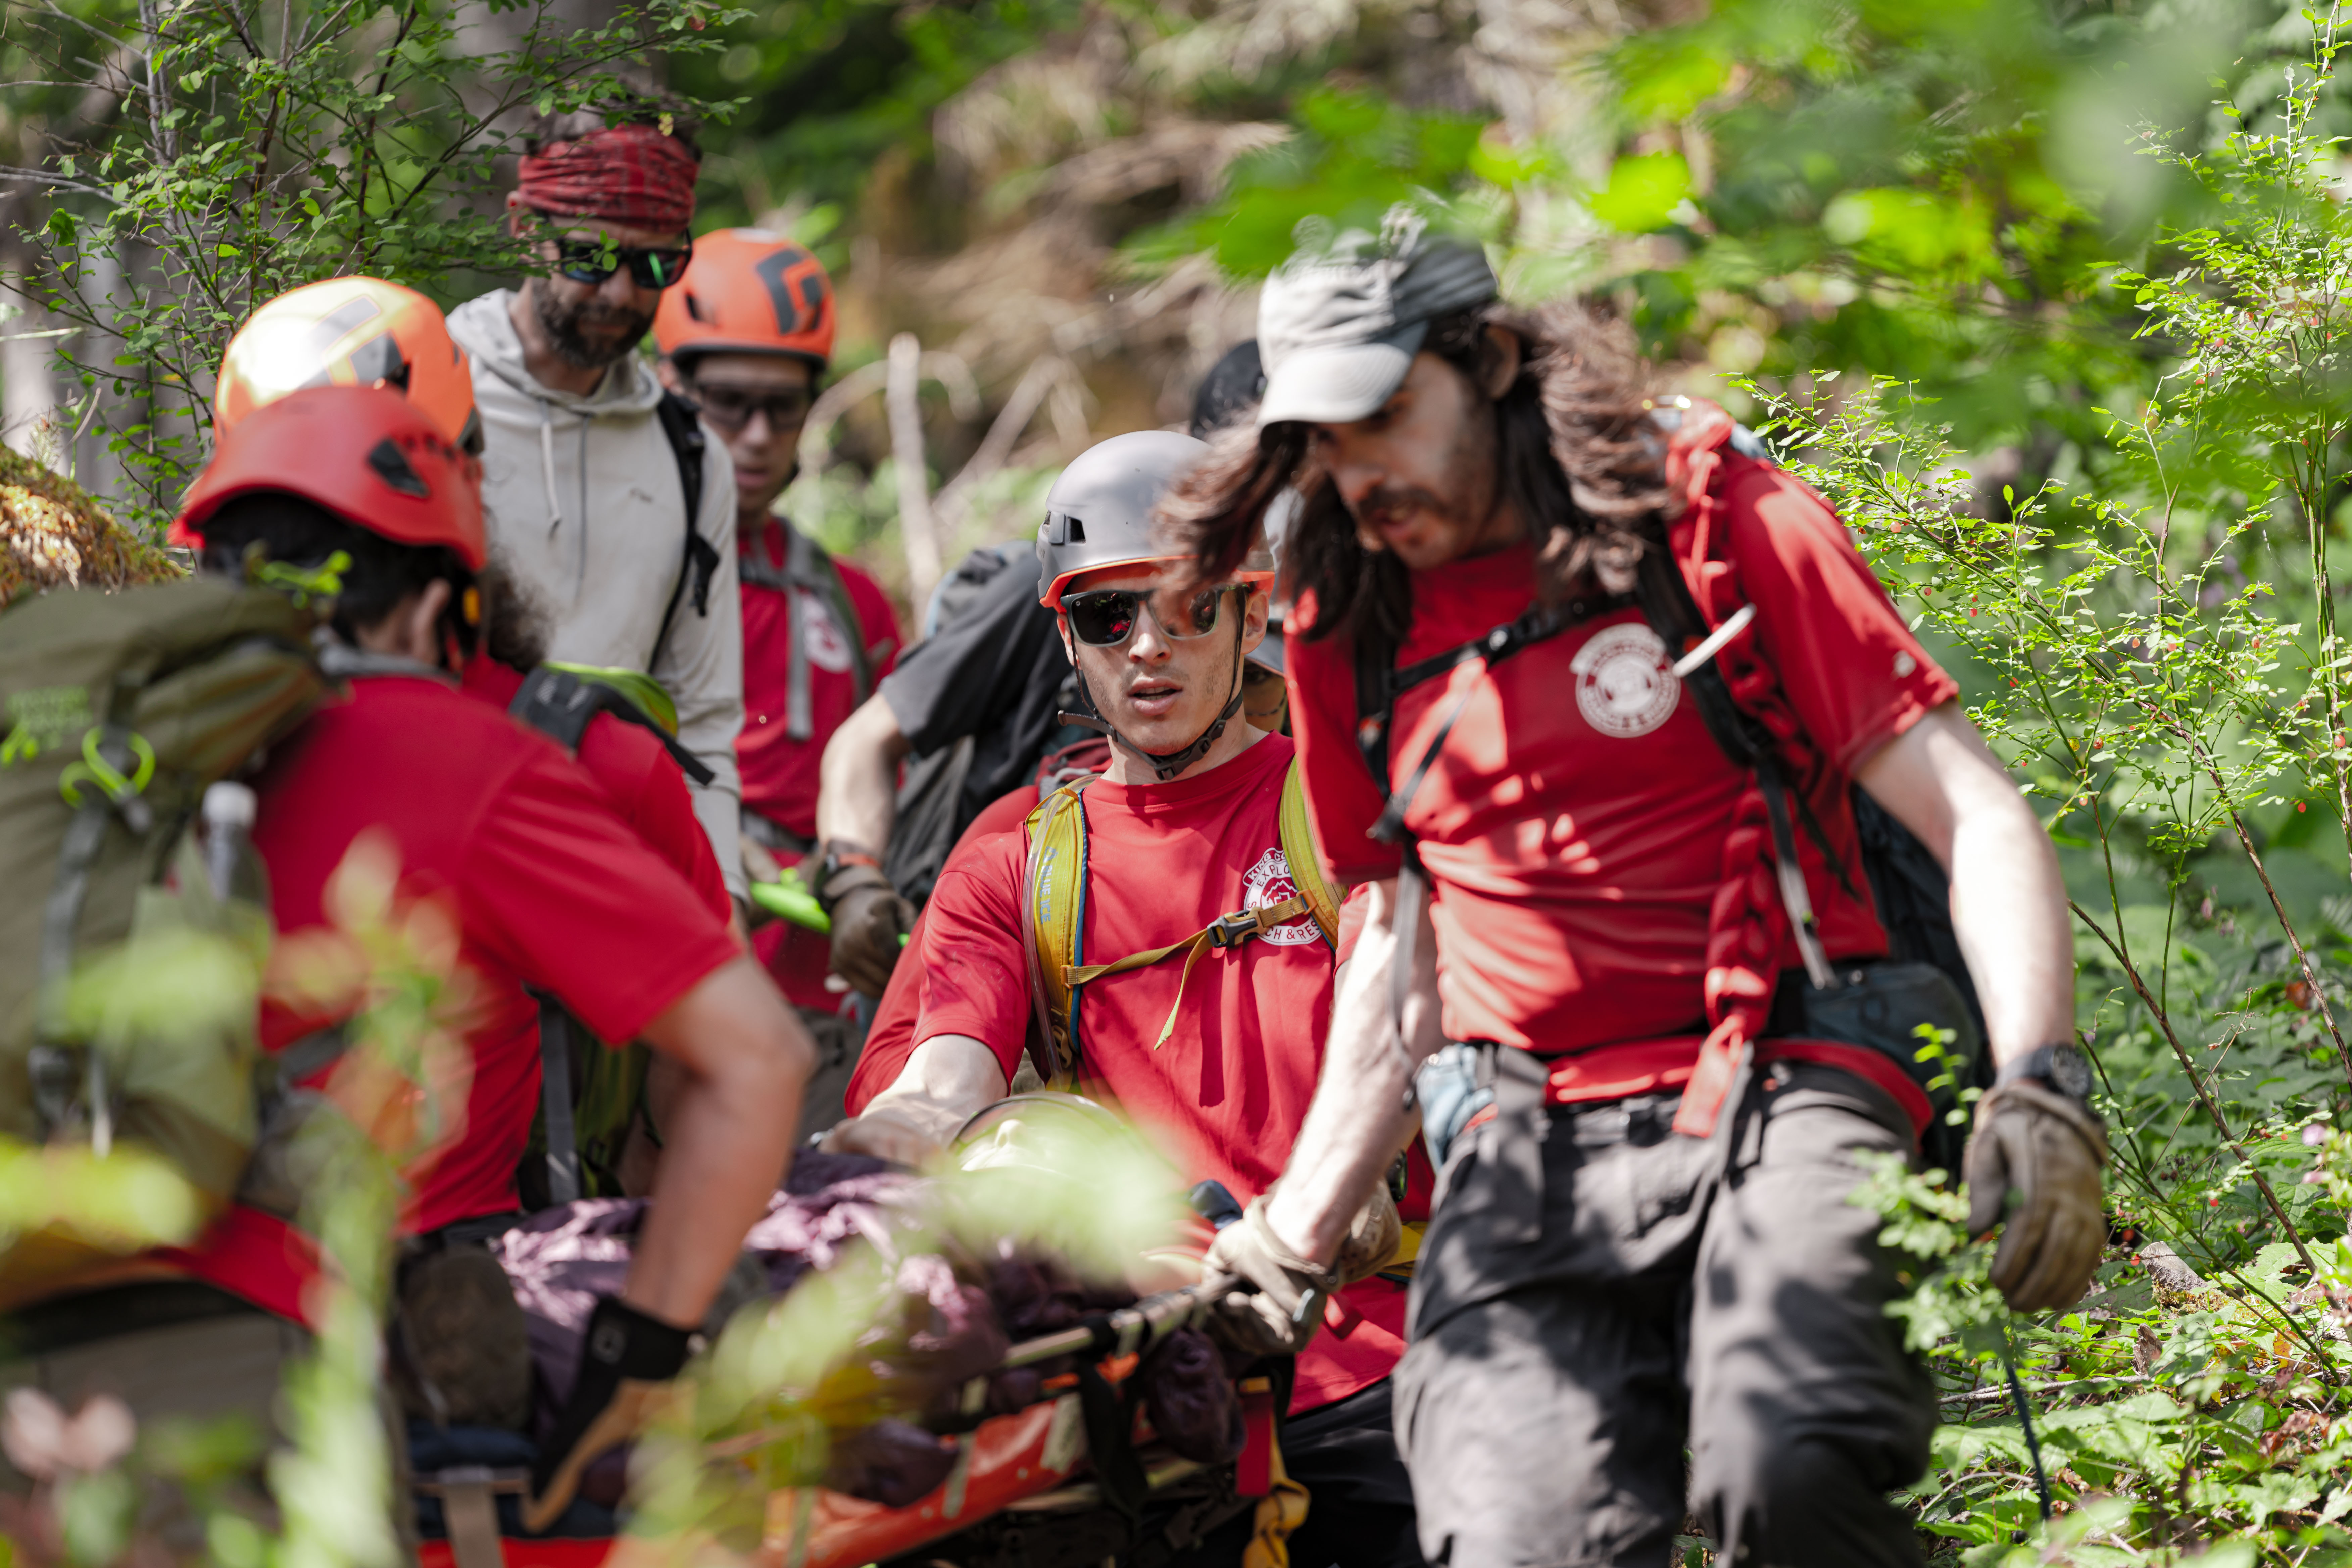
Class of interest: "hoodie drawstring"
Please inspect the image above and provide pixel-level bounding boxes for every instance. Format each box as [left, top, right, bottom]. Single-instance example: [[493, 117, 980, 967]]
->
[[538, 396, 563, 536]]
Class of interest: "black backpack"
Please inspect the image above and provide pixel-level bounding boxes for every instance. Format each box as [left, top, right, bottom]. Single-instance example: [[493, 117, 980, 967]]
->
[[881, 547, 1018, 909], [650, 391, 722, 669]]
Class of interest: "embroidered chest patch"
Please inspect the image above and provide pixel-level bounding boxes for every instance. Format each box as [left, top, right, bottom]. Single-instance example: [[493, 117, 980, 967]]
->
[[1570, 622, 1679, 739], [1241, 847, 1320, 946]]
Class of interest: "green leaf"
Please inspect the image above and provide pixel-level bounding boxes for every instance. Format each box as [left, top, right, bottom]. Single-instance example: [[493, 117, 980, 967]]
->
[[1588, 153, 1694, 234]]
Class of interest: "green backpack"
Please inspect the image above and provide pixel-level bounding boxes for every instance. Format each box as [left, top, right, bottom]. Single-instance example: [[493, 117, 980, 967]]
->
[[0, 576, 327, 1302]]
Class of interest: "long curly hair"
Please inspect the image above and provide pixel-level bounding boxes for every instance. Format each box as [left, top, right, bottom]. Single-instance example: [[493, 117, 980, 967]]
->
[[1164, 299, 1673, 644]]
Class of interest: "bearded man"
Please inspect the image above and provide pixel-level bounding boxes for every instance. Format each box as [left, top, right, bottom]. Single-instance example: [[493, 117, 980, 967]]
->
[[448, 105, 747, 900], [1171, 216, 2107, 1568]]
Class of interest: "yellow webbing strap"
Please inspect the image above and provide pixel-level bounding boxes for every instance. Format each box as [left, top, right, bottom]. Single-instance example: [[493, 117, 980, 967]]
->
[[1023, 755, 1344, 1061], [1023, 778, 1095, 1087], [1063, 895, 1312, 1048], [1244, 1422, 1310, 1568], [1276, 758, 1342, 949]]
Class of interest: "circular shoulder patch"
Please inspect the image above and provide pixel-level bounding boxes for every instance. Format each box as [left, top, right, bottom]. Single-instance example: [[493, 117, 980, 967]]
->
[[1570, 622, 1679, 739]]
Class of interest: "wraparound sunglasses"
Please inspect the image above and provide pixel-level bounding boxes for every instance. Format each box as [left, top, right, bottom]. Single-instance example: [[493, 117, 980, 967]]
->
[[1063, 585, 1242, 647]]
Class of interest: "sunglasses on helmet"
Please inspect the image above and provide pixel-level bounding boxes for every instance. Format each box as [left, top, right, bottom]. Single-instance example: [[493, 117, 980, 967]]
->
[[1062, 585, 1242, 648], [548, 235, 694, 290]]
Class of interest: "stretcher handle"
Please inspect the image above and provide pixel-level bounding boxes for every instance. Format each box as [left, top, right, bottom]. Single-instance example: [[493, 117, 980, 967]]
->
[[999, 1281, 1218, 1370]]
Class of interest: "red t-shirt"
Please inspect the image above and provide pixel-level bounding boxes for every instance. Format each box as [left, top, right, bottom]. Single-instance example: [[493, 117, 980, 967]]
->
[[461, 658, 731, 923], [1286, 456, 1958, 1059], [909, 733, 1406, 1412], [844, 784, 1047, 1113], [255, 677, 738, 1230], [738, 524, 901, 1007]]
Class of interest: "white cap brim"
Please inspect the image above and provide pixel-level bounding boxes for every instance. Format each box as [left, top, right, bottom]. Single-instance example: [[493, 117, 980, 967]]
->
[[1255, 320, 1427, 428]]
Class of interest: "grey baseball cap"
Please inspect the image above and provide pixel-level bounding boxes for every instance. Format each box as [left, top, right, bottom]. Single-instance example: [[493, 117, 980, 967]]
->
[[1255, 210, 1499, 428]]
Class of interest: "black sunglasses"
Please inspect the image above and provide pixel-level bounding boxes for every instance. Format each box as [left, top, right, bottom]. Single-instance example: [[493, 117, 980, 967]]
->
[[688, 380, 813, 434], [1064, 585, 1238, 648], [549, 235, 693, 290]]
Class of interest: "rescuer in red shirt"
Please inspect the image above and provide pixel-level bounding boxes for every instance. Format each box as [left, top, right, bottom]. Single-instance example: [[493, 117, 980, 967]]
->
[[654, 231, 902, 1137], [214, 276, 728, 932], [1167, 216, 2108, 1568], [215, 276, 733, 1205], [826, 431, 1424, 1568], [170, 385, 812, 1527]]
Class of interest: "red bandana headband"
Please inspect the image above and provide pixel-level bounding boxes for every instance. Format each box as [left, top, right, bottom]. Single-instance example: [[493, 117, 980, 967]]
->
[[517, 123, 699, 234]]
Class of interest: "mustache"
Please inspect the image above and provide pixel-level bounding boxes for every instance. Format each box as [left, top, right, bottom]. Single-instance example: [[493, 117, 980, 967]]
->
[[1351, 483, 1452, 528]]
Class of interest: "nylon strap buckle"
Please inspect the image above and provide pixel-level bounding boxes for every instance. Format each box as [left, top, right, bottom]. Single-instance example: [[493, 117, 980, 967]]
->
[[1206, 908, 1267, 949]]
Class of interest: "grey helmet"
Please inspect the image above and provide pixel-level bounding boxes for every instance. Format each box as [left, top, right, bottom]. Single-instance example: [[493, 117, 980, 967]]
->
[[1036, 430, 1272, 780], [1035, 429, 1211, 607]]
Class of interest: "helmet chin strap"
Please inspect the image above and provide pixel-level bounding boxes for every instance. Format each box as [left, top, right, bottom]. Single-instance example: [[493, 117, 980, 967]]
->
[[1059, 611, 1248, 785]]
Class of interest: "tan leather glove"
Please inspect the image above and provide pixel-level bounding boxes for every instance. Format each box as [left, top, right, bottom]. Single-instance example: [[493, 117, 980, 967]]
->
[[1201, 1195, 1339, 1358], [822, 862, 913, 997], [1964, 1079, 2109, 1312], [1332, 1181, 1403, 1286]]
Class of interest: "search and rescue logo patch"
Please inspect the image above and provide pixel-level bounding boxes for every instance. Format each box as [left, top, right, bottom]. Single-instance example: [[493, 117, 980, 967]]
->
[[1242, 848, 1320, 946], [799, 591, 854, 673], [1571, 622, 1679, 738]]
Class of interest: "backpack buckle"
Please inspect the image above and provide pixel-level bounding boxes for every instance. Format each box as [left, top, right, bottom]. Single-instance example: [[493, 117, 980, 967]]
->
[[1206, 909, 1264, 949]]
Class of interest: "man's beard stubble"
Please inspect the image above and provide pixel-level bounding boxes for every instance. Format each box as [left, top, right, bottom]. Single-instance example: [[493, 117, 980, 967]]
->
[[531, 280, 654, 372], [1347, 411, 1502, 561]]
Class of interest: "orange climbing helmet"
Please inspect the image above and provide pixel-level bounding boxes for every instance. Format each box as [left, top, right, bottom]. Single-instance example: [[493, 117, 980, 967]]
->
[[173, 384, 487, 570], [654, 229, 836, 370], [215, 276, 481, 455]]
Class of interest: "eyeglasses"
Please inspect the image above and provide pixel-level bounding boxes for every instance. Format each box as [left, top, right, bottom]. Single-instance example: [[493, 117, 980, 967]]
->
[[548, 235, 694, 290], [1063, 585, 1239, 648], [688, 381, 813, 434]]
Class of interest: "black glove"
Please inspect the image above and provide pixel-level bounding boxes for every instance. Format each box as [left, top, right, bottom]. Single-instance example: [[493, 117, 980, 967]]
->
[[523, 1295, 693, 1531], [823, 862, 914, 997], [1965, 1078, 2109, 1312]]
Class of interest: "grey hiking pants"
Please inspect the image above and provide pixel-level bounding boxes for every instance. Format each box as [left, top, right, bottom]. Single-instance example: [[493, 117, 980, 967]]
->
[[1394, 1059, 1935, 1568]]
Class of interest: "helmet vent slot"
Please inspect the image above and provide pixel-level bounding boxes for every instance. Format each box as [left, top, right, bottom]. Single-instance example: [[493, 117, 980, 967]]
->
[[367, 438, 431, 498]]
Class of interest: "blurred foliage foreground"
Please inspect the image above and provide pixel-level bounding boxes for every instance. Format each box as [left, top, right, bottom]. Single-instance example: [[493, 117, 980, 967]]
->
[[0, 835, 1191, 1568]]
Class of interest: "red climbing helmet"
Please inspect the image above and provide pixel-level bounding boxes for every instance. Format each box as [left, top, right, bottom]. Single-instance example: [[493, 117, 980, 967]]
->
[[173, 384, 486, 569]]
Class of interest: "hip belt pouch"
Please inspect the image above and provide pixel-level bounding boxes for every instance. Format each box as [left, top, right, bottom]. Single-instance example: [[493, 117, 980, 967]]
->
[[1790, 960, 1981, 1173], [1415, 1043, 1489, 1169]]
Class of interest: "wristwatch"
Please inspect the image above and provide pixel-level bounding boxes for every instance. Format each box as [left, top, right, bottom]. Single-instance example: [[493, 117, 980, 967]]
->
[[1996, 1042, 2093, 1101], [818, 839, 883, 882]]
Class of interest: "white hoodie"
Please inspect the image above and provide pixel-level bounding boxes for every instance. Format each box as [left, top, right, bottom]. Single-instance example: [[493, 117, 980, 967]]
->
[[449, 289, 745, 896]]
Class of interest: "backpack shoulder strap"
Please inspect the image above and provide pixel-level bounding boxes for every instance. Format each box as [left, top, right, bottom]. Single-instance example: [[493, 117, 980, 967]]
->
[[787, 526, 876, 701], [1022, 775, 1097, 1088], [1023, 761, 1331, 1064], [650, 392, 721, 669], [1352, 624, 1398, 790], [1278, 758, 1341, 949], [509, 662, 716, 786]]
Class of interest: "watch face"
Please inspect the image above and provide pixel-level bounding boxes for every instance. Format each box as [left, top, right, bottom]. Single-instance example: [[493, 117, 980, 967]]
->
[[2050, 1046, 2093, 1100]]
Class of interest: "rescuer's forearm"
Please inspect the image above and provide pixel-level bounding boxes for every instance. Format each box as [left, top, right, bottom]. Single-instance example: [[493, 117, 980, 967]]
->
[[1263, 876, 1437, 1266], [626, 957, 811, 1326], [822, 1033, 1008, 1165], [816, 691, 914, 855], [1854, 703, 2075, 1067]]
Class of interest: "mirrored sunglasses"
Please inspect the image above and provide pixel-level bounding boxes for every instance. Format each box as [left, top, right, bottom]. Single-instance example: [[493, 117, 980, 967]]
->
[[1063, 585, 1238, 648], [551, 236, 693, 290]]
